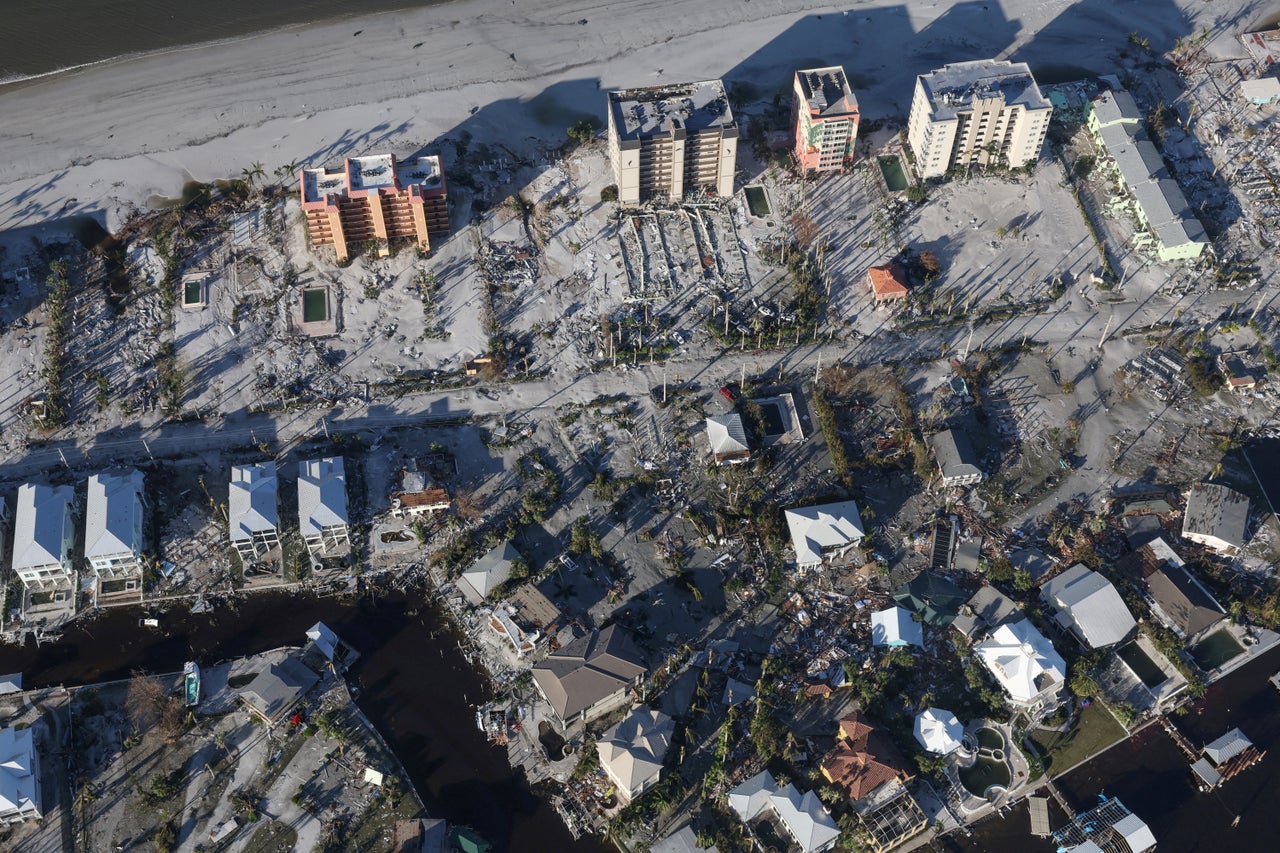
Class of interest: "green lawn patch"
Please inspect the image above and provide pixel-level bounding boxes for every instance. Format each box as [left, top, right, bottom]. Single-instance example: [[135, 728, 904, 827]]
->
[[1030, 701, 1127, 775]]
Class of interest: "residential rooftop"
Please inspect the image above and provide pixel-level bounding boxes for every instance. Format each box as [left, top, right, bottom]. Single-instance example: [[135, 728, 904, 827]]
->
[[796, 66, 858, 117], [917, 59, 1050, 121], [301, 153, 444, 204], [607, 80, 735, 141]]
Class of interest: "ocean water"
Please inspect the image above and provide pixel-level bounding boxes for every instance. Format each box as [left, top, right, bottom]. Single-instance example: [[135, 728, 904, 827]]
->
[[0, 0, 434, 82]]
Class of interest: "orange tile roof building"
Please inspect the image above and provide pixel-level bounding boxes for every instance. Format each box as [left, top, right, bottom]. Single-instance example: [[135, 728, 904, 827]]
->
[[820, 712, 912, 802], [866, 264, 909, 304], [793, 67, 860, 172], [300, 154, 449, 262]]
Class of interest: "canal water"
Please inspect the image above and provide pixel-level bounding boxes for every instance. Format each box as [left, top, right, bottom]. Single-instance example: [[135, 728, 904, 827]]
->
[[947, 645, 1280, 853], [0, 592, 610, 852]]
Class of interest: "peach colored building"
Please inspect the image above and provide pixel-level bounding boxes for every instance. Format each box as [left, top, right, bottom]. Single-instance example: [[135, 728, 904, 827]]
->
[[866, 264, 909, 304], [300, 154, 448, 261], [793, 66, 859, 172]]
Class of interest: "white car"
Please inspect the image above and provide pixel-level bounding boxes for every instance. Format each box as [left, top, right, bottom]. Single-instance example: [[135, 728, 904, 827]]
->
[[558, 554, 579, 572]]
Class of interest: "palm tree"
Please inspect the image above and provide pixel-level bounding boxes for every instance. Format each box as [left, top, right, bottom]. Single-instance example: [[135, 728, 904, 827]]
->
[[242, 161, 266, 188]]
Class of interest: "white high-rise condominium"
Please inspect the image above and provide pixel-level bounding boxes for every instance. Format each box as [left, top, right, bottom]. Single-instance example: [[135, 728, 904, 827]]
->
[[907, 59, 1052, 179]]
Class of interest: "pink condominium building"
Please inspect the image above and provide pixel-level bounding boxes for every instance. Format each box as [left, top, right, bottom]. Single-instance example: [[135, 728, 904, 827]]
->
[[300, 153, 449, 261], [793, 66, 859, 172]]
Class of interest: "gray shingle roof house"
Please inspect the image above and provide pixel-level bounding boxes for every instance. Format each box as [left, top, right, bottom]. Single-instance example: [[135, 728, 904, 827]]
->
[[84, 470, 146, 591], [1149, 568, 1226, 639], [1040, 564, 1137, 648], [929, 429, 984, 487], [298, 456, 350, 557], [228, 461, 280, 561], [597, 705, 674, 803], [1182, 483, 1249, 554], [238, 656, 320, 724], [11, 482, 75, 591], [459, 541, 520, 605], [532, 625, 646, 726]]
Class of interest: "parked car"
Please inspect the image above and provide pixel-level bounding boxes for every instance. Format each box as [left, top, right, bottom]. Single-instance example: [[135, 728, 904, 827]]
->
[[718, 386, 736, 403]]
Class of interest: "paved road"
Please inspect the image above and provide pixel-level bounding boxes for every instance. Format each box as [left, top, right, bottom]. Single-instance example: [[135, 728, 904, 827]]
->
[[0, 282, 1258, 508]]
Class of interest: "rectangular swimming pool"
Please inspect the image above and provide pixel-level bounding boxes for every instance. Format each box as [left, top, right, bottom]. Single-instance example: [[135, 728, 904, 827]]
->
[[302, 288, 329, 323], [744, 185, 771, 217], [878, 155, 910, 192]]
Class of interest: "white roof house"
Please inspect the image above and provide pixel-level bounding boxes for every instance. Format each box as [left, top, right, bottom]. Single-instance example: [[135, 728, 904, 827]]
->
[[705, 414, 751, 464], [975, 619, 1066, 710], [228, 462, 280, 559], [870, 606, 924, 648], [597, 706, 674, 803], [1040, 564, 1136, 648], [0, 725, 42, 823], [298, 457, 349, 556], [459, 541, 520, 605], [785, 500, 864, 568], [1112, 813, 1157, 852], [914, 708, 964, 755], [11, 483, 75, 588], [84, 470, 145, 574], [728, 770, 839, 853]]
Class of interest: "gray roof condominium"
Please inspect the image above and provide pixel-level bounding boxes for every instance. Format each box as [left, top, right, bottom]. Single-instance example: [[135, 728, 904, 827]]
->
[[1182, 483, 1250, 554], [907, 59, 1052, 179], [607, 80, 738, 204], [532, 624, 646, 726]]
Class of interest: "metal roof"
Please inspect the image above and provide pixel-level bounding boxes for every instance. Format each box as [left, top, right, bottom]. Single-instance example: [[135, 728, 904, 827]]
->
[[297, 456, 348, 537], [929, 428, 982, 481], [785, 500, 864, 566], [84, 469, 144, 560], [1041, 564, 1136, 648], [11, 482, 74, 572], [228, 461, 278, 539]]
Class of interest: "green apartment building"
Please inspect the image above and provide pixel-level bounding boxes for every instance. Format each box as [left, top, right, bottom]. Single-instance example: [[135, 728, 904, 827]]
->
[[1086, 89, 1208, 262]]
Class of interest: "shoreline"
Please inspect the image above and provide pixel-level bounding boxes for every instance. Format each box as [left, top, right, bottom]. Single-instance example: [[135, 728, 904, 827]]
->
[[0, 0, 431, 87]]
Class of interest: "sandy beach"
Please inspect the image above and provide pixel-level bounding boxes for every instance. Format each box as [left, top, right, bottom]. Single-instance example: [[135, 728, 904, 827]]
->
[[0, 0, 1256, 237]]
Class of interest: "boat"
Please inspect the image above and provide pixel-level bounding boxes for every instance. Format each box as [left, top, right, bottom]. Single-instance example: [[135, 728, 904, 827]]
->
[[183, 661, 201, 708]]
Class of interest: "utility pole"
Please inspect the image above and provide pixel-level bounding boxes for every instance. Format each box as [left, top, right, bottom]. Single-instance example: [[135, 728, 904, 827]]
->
[[58, 448, 69, 469], [962, 325, 975, 361], [814, 352, 822, 385], [1098, 309, 1114, 348], [662, 365, 668, 403]]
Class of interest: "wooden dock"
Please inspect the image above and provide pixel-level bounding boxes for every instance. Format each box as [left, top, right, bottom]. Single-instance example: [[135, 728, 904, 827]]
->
[[1027, 796, 1051, 837], [1158, 715, 1198, 760]]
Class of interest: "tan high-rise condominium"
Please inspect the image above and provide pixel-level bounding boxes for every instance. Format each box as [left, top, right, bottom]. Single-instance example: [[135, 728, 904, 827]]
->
[[606, 80, 738, 204], [907, 60, 1052, 179]]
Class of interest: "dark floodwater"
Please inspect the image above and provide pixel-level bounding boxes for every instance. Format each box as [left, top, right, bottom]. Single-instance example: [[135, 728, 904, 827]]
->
[[0, 0, 436, 81], [0, 592, 610, 853], [948, 645, 1280, 853]]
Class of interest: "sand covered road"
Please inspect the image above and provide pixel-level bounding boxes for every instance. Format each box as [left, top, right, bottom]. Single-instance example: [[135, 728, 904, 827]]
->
[[0, 0, 1257, 236]]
